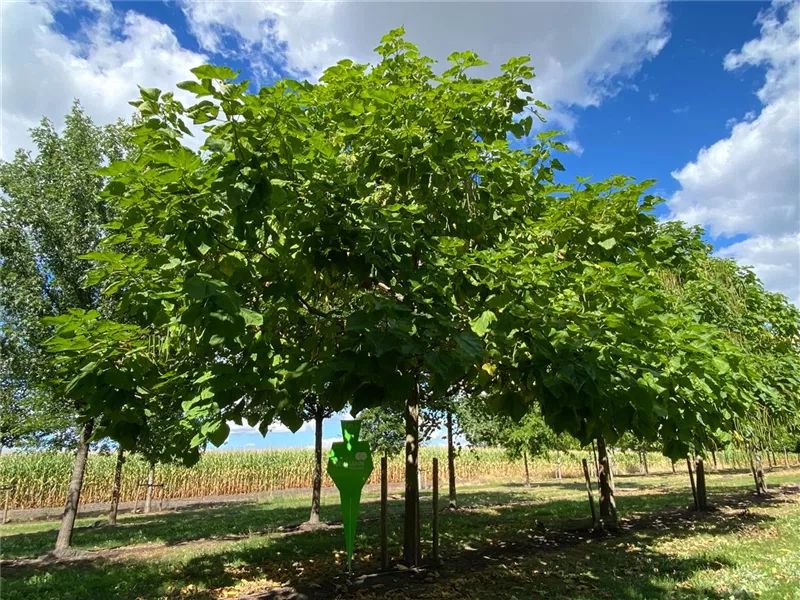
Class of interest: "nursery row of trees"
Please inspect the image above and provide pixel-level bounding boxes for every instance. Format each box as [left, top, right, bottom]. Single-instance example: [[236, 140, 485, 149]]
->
[[2, 30, 799, 560]]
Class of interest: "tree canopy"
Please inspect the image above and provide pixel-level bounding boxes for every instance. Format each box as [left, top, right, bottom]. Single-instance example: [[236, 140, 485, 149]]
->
[[32, 30, 800, 521], [0, 102, 129, 450]]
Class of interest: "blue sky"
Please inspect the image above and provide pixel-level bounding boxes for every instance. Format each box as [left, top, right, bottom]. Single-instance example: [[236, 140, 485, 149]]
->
[[3, 1, 798, 450]]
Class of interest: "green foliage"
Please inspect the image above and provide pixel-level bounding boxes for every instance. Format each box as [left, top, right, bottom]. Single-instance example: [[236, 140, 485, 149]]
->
[[358, 405, 441, 457], [0, 102, 129, 449], [459, 395, 576, 460], [67, 30, 564, 450], [34, 30, 800, 472]]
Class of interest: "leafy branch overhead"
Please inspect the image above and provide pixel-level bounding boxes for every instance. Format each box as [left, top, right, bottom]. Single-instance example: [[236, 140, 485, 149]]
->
[[39, 29, 800, 465]]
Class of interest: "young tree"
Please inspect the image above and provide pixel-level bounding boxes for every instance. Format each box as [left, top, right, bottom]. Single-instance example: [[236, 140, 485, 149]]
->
[[460, 395, 573, 486], [660, 246, 800, 504], [476, 176, 756, 526], [0, 104, 132, 552], [45, 309, 206, 551], [300, 395, 333, 526]]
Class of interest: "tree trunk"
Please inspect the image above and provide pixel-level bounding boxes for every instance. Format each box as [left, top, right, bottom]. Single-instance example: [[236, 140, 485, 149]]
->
[[596, 437, 617, 528], [671, 460, 676, 474], [784, 449, 790, 469], [764, 443, 773, 470], [711, 450, 718, 472], [446, 411, 457, 509], [144, 463, 155, 514], [748, 452, 761, 494], [108, 447, 125, 526], [523, 450, 531, 487], [694, 454, 708, 510], [308, 408, 324, 525], [755, 455, 767, 494], [641, 450, 649, 476], [403, 375, 420, 566], [591, 441, 600, 480], [54, 419, 94, 553]]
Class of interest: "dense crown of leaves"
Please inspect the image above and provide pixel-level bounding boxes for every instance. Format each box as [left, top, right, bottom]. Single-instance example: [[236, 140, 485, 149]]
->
[[0, 103, 128, 449], [69, 30, 559, 442], [40, 31, 800, 461]]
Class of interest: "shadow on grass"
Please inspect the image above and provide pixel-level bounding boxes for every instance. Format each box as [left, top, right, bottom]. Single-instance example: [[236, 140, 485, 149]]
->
[[0, 478, 784, 561], [0, 488, 537, 561], [2, 485, 791, 600]]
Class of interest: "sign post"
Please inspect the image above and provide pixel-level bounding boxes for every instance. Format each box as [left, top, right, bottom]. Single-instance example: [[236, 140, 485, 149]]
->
[[327, 420, 374, 573]]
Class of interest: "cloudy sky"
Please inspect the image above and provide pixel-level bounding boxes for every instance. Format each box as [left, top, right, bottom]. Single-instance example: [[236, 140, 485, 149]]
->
[[2, 1, 798, 449]]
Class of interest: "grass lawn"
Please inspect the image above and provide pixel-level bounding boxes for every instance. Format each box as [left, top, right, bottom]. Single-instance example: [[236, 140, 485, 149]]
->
[[1, 468, 799, 599]]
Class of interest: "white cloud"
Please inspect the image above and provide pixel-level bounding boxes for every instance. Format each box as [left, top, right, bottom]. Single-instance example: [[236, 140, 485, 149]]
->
[[667, 0, 800, 304], [671, 105, 690, 114], [424, 433, 468, 448], [227, 419, 316, 436], [717, 233, 800, 307], [1, 1, 207, 160], [649, 92, 659, 102], [568, 141, 585, 157], [179, 0, 670, 127]]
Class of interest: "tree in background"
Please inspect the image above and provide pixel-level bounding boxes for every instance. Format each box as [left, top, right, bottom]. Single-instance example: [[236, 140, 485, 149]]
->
[[359, 404, 440, 458], [459, 396, 574, 486], [0, 102, 129, 456], [300, 394, 333, 526], [659, 239, 800, 503], [476, 175, 763, 526], [0, 104, 133, 553]]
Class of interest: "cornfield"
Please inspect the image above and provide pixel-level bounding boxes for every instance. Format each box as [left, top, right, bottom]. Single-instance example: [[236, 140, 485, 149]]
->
[[0, 446, 795, 510]]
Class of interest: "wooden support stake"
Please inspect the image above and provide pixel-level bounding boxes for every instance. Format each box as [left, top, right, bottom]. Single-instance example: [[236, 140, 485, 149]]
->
[[144, 465, 155, 514], [380, 455, 388, 571], [581, 459, 597, 528], [1, 486, 14, 525], [133, 483, 142, 514], [432, 458, 439, 564], [686, 457, 698, 509]]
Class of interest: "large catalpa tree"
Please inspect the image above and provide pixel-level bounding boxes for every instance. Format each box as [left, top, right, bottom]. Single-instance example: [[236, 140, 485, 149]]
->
[[475, 176, 759, 525], [67, 30, 566, 564], [660, 242, 800, 499]]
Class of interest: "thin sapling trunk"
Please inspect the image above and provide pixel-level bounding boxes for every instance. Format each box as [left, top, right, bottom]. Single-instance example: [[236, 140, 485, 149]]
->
[[54, 419, 94, 553], [144, 463, 155, 514], [403, 375, 420, 566], [108, 447, 124, 526], [308, 408, 325, 525], [446, 411, 457, 509]]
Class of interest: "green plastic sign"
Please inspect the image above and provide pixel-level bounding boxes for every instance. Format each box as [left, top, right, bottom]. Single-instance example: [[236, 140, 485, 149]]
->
[[327, 419, 373, 572]]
